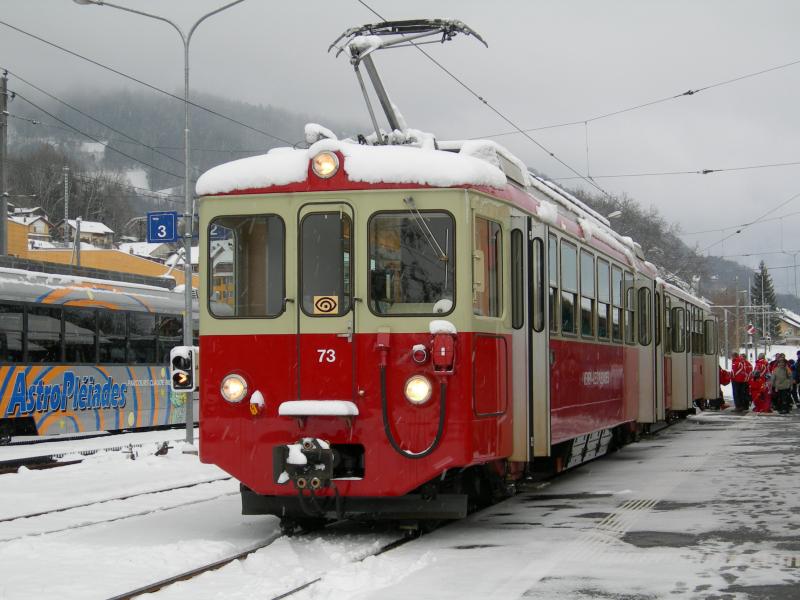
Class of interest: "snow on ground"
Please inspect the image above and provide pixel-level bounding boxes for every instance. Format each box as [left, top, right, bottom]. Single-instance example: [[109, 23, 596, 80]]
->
[[2, 415, 799, 599]]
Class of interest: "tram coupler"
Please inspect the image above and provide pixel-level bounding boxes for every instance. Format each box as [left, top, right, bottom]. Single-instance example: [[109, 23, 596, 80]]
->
[[273, 437, 335, 489]]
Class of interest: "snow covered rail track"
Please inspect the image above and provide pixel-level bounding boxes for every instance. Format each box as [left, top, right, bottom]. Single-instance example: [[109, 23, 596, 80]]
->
[[269, 534, 416, 599], [0, 438, 184, 474], [104, 536, 284, 600], [0, 478, 236, 542], [0, 475, 232, 524]]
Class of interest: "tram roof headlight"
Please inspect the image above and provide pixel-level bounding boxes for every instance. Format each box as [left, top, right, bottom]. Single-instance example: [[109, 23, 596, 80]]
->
[[311, 151, 340, 179], [404, 375, 433, 405], [221, 374, 248, 403]]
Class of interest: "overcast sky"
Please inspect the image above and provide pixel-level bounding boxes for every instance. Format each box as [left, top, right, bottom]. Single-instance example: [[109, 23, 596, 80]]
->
[[2, 1, 799, 291]]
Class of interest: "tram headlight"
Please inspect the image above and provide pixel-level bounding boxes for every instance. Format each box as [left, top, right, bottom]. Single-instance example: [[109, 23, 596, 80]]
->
[[404, 375, 433, 405], [311, 151, 339, 179], [221, 374, 248, 403]]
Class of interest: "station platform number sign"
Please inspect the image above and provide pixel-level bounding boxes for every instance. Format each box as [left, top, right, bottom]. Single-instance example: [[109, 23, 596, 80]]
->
[[147, 211, 179, 243]]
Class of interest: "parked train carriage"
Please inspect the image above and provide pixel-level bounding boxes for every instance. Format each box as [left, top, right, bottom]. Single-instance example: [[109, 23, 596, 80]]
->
[[196, 133, 678, 526], [0, 268, 197, 442], [660, 282, 717, 415]]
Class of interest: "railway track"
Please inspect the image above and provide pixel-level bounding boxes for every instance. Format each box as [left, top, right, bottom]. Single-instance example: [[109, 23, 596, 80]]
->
[[0, 475, 232, 525], [0, 438, 184, 474], [104, 525, 416, 600]]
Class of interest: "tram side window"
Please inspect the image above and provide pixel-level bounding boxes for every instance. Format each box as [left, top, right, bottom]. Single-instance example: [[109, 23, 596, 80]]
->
[[664, 297, 672, 354], [302, 212, 352, 317], [611, 266, 623, 342], [0, 303, 24, 362], [511, 229, 524, 329], [672, 306, 686, 352], [473, 217, 502, 317], [64, 308, 97, 363], [597, 259, 610, 340], [532, 237, 545, 332], [580, 250, 595, 337], [99, 311, 127, 363], [655, 292, 661, 347], [693, 307, 704, 355], [548, 234, 558, 333], [560, 240, 578, 334], [208, 214, 286, 318], [129, 313, 157, 364], [624, 271, 635, 344], [28, 306, 63, 362], [368, 211, 454, 316], [157, 314, 183, 363], [638, 287, 652, 346], [704, 320, 716, 354]]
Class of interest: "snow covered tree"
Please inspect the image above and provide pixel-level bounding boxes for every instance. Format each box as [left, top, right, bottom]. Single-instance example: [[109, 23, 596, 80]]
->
[[750, 261, 780, 339]]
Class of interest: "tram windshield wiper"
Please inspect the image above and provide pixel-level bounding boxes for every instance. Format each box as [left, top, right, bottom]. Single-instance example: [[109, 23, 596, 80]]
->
[[403, 196, 448, 263]]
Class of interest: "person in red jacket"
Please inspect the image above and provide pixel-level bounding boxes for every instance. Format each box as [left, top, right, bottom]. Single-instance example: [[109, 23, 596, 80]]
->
[[749, 357, 771, 412], [731, 352, 748, 412]]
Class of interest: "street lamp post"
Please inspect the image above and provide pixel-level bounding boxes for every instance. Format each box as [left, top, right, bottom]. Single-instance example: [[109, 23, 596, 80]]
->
[[74, 0, 247, 448]]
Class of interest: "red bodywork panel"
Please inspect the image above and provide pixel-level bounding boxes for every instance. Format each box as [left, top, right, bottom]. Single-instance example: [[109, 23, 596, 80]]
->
[[549, 339, 637, 444], [200, 331, 513, 497]]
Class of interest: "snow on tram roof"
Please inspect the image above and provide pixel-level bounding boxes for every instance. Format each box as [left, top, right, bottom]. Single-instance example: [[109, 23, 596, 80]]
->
[[195, 137, 507, 196]]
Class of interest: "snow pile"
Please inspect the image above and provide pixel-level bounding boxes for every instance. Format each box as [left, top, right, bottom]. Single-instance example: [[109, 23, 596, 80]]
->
[[429, 319, 457, 335], [347, 34, 383, 54], [304, 123, 338, 144], [196, 138, 507, 196], [536, 200, 560, 227]]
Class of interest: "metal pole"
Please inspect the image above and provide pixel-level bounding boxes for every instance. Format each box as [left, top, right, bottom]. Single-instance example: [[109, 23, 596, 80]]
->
[[75, 0, 246, 450], [75, 216, 81, 267], [63, 166, 69, 243], [0, 70, 8, 256], [723, 308, 729, 369]]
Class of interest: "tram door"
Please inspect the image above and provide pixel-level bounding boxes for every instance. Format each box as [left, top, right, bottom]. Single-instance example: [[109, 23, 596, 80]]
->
[[296, 203, 356, 401]]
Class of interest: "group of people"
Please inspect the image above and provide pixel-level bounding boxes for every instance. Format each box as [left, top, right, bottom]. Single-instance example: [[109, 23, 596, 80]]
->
[[727, 351, 800, 414]]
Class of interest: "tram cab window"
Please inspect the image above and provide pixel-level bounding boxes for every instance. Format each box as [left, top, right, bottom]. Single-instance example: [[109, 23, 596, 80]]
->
[[597, 259, 610, 340], [302, 212, 352, 317], [99, 311, 127, 363], [129, 313, 157, 364], [368, 211, 454, 315], [64, 307, 97, 363], [208, 215, 285, 318], [0, 302, 24, 362], [27, 306, 63, 362], [473, 217, 502, 317]]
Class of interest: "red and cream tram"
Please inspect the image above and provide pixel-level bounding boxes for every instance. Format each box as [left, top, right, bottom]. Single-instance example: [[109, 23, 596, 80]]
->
[[196, 20, 718, 529]]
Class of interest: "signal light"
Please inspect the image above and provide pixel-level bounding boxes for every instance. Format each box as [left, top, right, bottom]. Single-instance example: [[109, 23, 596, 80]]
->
[[170, 346, 199, 392]]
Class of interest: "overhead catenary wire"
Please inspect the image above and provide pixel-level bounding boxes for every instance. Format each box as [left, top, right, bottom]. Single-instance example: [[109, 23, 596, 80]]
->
[[700, 190, 800, 253], [0, 19, 294, 146], [683, 208, 800, 236], [552, 160, 800, 181], [476, 56, 800, 139], [354, 0, 614, 199], [3, 68, 184, 167]]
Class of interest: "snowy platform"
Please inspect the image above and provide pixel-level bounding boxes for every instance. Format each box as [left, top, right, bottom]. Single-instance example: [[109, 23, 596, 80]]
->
[[2, 412, 799, 599]]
